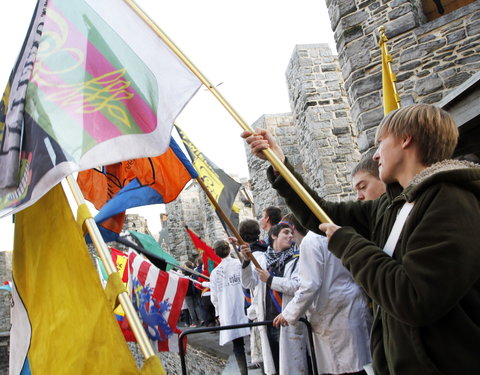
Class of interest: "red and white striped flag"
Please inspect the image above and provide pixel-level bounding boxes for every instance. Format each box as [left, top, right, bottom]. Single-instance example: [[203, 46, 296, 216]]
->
[[128, 249, 189, 352]]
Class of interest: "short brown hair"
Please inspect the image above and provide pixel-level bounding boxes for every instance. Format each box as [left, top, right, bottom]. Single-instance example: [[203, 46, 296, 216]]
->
[[213, 240, 230, 258], [263, 206, 282, 226], [351, 149, 380, 179], [239, 219, 261, 243], [376, 104, 458, 165]]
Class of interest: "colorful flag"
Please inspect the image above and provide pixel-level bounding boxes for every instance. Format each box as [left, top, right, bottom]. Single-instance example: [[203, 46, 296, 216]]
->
[[78, 136, 197, 241], [379, 27, 400, 115], [10, 184, 143, 374], [94, 249, 136, 342], [128, 249, 189, 352], [130, 230, 179, 272], [175, 125, 241, 235], [0, 0, 201, 217], [185, 227, 221, 277]]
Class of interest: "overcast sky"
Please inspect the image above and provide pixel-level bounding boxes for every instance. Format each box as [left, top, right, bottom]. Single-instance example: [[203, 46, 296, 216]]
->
[[0, 0, 337, 250]]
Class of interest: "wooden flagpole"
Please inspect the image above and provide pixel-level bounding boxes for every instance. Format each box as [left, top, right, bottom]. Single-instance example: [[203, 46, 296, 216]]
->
[[122, 0, 333, 226], [65, 175, 157, 360], [196, 177, 261, 269]]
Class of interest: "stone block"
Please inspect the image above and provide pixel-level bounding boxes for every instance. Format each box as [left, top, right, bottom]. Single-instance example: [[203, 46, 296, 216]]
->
[[466, 20, 480, 37], [332, 126, 350, 135], [385, 12, 419, 39], [398, 59, 422, 72], [358, 127, 378, 151], [421, 92, 444, 104], [414, 74, 443, 96], [400, 45, 428, 64], [423, 61, 439, 70], [433, 62, 455, 73], [444, 71, 472, 89], [349, 72, 382, 98], [392, 35, 416, 50], [417, 69, 430, 78], [446, 29, 466, 44], [341, 9, 368, 29], [344, 36, 375, 71], [357, 0, 375, 8], [322, 64, 337, 72], [391, 0, 409, 7], [388, 4, 412, 20], [350, 91, 381, 120], [329, 0, 358, 30], [335, 24, 365, 53], [456, 55, 480, 65], [418, 34, 436, 44], [357, 108, 384, 132]]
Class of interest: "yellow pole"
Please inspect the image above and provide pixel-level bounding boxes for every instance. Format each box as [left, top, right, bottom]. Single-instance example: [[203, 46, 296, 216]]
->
[[379, 26, 401, 112], [123, 0, 333, 225], [65, 175, 157, 360]]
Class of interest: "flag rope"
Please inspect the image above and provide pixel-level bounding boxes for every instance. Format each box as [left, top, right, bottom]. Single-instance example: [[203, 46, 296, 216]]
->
[[122, 0, 333, 228], [65, 175, 159, 362]]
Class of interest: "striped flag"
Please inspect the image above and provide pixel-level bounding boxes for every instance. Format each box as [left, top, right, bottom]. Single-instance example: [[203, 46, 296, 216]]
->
[[0, 0, 201, 217], [128, 249, 189, 352]]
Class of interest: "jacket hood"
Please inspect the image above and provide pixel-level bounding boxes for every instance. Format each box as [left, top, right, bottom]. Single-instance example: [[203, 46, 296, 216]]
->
[[387, 160, 480, 202]]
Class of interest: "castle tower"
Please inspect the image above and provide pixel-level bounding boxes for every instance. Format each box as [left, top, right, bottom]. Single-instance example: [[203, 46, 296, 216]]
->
[[327, 0, 480, 150]]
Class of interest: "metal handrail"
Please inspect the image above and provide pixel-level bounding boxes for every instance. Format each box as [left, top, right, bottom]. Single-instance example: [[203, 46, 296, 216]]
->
[[178, 318, 318, 375]]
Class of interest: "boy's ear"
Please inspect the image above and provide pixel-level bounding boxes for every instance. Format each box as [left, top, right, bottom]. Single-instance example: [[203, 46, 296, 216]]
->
[[401, 135, 413, 149]]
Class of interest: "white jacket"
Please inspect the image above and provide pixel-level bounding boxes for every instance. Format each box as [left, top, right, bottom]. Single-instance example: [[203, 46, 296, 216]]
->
[[242, 251, 309, 375], [281, 232, 372, 374], [209, 256, 249, 346]]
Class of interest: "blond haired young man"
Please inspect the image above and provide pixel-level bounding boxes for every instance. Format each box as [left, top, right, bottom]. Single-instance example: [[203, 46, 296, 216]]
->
[[242, 104, 480, 375]]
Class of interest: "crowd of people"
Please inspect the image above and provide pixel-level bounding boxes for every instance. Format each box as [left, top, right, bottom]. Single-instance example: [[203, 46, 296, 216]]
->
[[179, 152, 387, 374], [179, 104, 480, 375]]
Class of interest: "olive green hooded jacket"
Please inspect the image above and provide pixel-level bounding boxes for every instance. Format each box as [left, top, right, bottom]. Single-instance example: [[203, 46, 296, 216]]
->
[[267, 159, 480, 375]]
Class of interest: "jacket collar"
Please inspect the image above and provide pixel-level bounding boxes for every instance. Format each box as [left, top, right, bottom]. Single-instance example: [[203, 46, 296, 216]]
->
[[385, 160, 480, 203]]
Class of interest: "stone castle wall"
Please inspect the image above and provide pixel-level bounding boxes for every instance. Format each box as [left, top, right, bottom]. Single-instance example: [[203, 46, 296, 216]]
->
[[0, 252, 12, 375], [246, 113, 297, 216], [245, 44, 359, 217], [286, 44, 360, 200], [165, 183, 204, 263], [165, 181, 254, 261], [328, 0, 480, 150]]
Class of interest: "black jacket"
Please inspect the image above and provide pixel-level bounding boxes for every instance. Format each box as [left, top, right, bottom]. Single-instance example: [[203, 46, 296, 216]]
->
[[268, 159, 480, 375]]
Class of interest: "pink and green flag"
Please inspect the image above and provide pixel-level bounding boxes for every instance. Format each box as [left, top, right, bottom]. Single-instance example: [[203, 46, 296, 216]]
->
[[0, 0, 201, 216]]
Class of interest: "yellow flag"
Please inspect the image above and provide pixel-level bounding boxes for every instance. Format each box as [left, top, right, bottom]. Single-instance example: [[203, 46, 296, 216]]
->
[[10, 184, 141, 374], [379, 27, 400, 115]]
